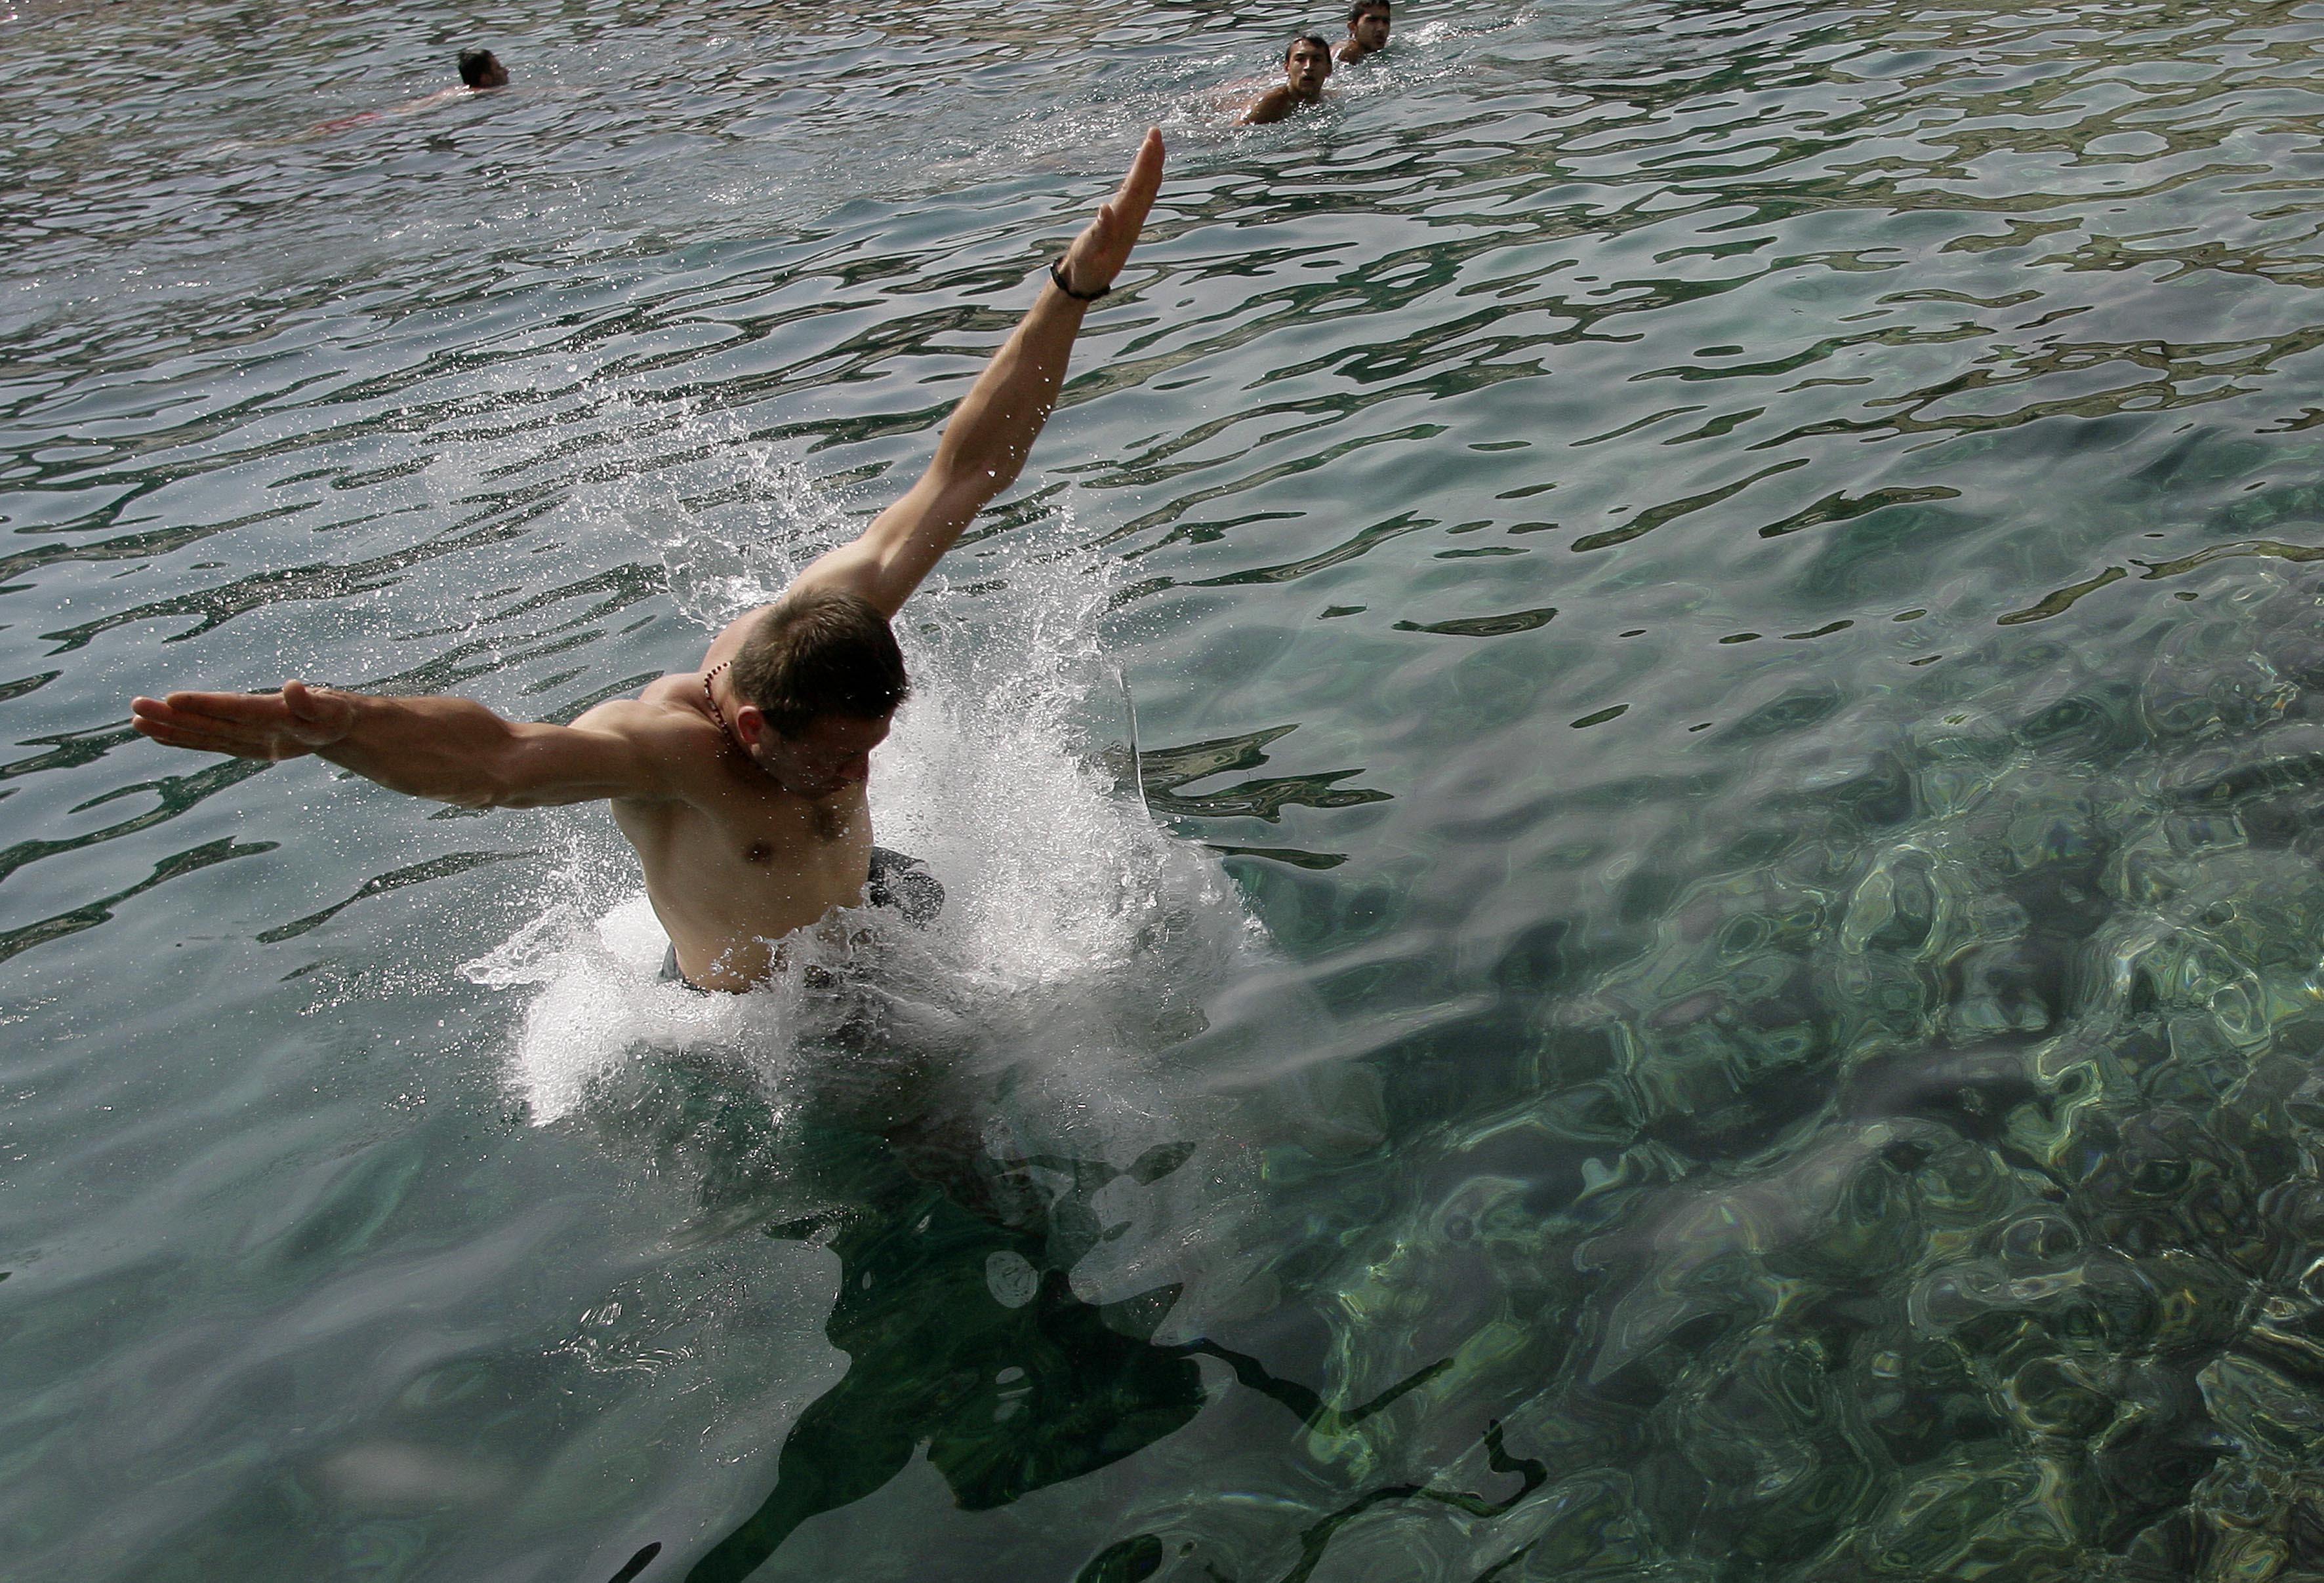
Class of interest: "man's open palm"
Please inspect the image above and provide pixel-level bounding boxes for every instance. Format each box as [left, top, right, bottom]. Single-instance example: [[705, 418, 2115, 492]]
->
[[130, 679, 356, 762], [1059, 129, 1165, 297]]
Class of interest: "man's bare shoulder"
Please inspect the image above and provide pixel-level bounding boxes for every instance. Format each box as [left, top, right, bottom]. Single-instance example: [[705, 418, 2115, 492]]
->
[[571, 680, 728, 797], [1242, 87, 1297, 125], [576, 677, 707, 734]]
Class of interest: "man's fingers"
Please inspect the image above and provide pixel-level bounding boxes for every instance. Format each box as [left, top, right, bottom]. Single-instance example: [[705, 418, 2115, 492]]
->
[[132, 700, 260, 741], [134, 682, 346, 760], [1061, 132, 1165, 292], [159, 688, 290, 723], [130, 715, 272, 757], [133, 695, 222, 731], [133, 688, 315, 759], [1090, 136, 1161, 255], [1117, 130, 1164, 230], [134, 719, 226, 750]]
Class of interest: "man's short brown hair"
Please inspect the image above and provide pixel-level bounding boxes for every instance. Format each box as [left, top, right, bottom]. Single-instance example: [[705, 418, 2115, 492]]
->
[[729, 588, 908, 737]]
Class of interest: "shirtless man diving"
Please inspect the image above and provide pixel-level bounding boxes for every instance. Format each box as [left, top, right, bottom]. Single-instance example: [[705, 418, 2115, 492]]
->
[[130, 131, 1167, 993]]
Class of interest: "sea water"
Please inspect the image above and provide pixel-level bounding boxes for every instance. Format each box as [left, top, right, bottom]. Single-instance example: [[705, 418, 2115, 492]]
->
[[12, 0, 2324, 1578]]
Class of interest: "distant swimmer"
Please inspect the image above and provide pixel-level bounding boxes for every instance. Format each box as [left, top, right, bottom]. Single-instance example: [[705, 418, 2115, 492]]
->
[[457, 49, 511, 91], [1240, 35, 1335, 125], [131, 132, 1168, 994], [310, 48, 510, 134], [1337, 0, 1393, 65]]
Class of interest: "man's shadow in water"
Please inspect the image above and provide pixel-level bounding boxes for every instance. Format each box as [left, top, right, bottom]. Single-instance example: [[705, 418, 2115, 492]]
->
[[663, 1106, 1444, 1583], [678, 1115, 1196, 1582]]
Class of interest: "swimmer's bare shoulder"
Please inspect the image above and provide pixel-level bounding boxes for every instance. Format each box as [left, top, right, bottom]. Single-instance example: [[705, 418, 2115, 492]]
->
[[569, 685, 727, 808], [307, 86, 477, 138], [579, 601, 809, 811], [1241, 86, 1301, 125]]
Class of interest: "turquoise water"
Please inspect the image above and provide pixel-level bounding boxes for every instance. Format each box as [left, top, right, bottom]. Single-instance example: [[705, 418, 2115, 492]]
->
[[14, 0, 2324, 1576]]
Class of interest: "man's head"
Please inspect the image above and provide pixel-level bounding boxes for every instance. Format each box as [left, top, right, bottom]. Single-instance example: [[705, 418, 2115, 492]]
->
[[727, 588, 908, 798], [458, 49, 510, 90], [1347, 1, 1392, 54], [1284, 35, 1334, 94]]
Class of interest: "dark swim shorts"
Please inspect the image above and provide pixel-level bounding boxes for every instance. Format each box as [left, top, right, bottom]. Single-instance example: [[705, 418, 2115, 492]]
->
[[659, 847, 945, 992]]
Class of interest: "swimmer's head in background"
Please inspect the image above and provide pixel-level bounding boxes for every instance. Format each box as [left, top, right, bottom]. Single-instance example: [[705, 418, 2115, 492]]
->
[[1284, 34, 1334, 92], [729, 589, 909, 797], [458, 49, 510, 90], [1346, 0, 1392, 54]]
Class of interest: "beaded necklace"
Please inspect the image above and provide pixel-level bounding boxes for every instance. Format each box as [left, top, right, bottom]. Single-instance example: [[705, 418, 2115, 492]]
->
[[703, 661, 741, 751]]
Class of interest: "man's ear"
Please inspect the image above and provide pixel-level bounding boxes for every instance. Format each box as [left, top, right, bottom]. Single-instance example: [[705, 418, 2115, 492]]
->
[[733, 703, 769, 749]]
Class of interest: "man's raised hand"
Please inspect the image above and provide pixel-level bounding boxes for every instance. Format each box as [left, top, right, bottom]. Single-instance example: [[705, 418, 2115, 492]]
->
[[729, 131, 1168, 618], [130, 679, 357, 762], [1055, 129, 1166, 299]]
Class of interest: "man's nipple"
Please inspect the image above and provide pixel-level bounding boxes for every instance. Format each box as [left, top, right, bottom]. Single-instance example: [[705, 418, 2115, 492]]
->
[[744, 840, 773, 865]]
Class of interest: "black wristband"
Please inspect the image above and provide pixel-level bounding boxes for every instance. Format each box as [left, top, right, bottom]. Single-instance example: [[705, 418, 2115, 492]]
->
[[1048, 258, 1111, 302]]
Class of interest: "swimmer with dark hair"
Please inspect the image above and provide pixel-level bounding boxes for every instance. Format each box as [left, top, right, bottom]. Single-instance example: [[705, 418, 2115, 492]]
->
[[1240, 35, 1334, 125], [310, 49, 510, 134], [457, 49, 510, 90], [1339, 0, 1392, 64]]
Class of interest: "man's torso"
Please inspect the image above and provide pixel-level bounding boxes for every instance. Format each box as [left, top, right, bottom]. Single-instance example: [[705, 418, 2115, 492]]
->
[[596, 670, 875, 990]]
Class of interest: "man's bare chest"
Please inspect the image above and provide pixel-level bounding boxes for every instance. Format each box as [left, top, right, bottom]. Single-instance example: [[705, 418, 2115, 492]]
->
[[656, 778, 870, 880], [730, 801, 857, 868]]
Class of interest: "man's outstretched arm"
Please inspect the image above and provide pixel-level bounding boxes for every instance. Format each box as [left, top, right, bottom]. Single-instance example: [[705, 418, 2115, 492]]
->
[[129, 681, 679, 808], [792, 129, 1166, 618]]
